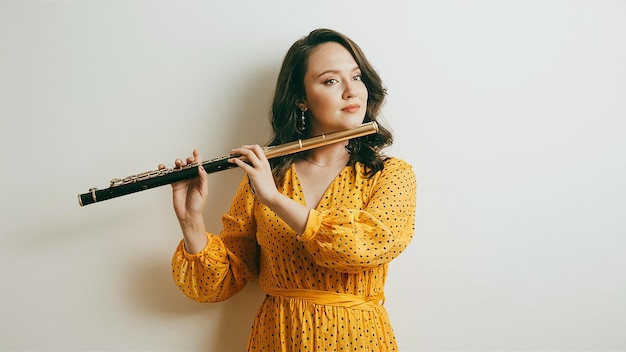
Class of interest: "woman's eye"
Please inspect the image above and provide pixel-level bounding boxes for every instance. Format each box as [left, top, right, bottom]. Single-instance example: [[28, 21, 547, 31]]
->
[[353, 75, 362, 81], [325, 78, 338, 85]]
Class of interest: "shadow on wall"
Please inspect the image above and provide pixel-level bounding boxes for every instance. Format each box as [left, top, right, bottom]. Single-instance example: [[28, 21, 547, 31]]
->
[[207, 284, 266, 351], [128, 256, 265, 351]]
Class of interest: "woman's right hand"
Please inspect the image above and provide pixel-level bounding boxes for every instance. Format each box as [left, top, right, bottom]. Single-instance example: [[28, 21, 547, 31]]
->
[[159, 149, 209, 243], [159, 149, 208, 222]]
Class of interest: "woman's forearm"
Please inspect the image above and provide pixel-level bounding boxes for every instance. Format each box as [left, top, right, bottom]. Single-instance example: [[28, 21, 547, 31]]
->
[[179, 215, 208, 254], [265, 194, 310, 235]]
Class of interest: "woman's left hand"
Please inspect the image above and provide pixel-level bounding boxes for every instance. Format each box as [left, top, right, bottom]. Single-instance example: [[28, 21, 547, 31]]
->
[[229, 145, 281, 206]]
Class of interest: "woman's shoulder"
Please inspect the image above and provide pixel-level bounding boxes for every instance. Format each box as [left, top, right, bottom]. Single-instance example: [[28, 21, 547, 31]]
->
[[353, 156, 414, 178], [382, 156, 413, 172]]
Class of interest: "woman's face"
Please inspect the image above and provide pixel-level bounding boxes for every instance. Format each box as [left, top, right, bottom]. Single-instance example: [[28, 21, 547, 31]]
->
[[300, 42, 368, 135]]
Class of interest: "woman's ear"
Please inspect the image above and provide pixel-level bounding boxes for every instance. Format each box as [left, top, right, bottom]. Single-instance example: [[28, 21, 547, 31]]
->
[[295, 102, 307, 111]]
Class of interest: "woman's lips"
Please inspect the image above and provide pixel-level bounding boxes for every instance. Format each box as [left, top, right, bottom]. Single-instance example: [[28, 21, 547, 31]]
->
[[342, 104, 361, 113]]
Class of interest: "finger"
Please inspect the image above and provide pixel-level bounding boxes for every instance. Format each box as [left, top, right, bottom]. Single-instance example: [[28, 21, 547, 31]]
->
[[229, 155, 251, 171], [243, 145, 267, 167], [228, 147, 248, 163], [197, 163, 208, 189], [182, 149, 203, 165], [193, 149, 202, 162], [231, 145, 261, 165], [250, 145, 267, 161], [233, 145, 258, 153], [239, 147, 258, 162], [194, 150, 206, 176]]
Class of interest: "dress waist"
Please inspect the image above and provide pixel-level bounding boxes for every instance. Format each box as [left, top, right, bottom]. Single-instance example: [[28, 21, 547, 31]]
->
[[264, 288, 385, 311]]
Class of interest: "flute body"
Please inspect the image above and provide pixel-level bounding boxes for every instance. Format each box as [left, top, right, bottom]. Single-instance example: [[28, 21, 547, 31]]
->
[[78, 122, 378, 206]]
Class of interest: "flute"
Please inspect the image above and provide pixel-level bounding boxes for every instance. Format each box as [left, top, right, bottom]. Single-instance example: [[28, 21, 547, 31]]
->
[[78, 121, 379, 206]]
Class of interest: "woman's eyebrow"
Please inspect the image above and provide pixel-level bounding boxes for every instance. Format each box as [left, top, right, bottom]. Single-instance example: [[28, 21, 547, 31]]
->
[[316, 66, 360, 78]]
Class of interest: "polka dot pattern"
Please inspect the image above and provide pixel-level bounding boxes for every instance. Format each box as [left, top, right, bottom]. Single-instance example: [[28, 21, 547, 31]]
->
[[172, 157, 417, 351]]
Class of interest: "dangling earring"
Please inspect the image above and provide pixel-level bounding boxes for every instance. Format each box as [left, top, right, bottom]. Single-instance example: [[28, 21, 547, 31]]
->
[[299, 108, 307, 132]]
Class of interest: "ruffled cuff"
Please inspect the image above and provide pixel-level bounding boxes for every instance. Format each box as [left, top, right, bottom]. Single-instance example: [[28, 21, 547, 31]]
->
[[180, 232, 217, 258], [299, 209, 322, 242]]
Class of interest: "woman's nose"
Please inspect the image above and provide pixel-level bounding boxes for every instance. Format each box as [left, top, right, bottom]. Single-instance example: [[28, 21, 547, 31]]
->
[[343, 81, 358, 99]]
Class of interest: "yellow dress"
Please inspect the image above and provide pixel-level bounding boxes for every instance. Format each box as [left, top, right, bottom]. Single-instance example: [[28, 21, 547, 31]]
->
[[172, 157, 417, 351]]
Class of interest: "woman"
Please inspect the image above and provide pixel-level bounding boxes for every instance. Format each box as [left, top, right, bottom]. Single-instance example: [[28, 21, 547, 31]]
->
[[166, 28, 417, 351]]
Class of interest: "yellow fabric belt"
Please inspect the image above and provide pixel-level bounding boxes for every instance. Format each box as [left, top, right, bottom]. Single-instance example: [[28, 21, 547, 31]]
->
[[265, 288, 385, 311]]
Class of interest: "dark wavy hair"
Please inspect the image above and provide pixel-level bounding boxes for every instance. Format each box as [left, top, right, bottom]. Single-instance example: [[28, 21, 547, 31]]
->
[[268, 28, 393, 183]]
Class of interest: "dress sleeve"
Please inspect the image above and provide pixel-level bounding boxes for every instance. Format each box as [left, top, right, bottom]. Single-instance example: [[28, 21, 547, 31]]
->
[[298, 158, 417, 273], [171, 175, 259, 303]]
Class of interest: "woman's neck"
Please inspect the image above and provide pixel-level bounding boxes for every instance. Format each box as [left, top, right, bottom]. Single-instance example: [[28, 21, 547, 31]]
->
[[301, 141, 349, 167]]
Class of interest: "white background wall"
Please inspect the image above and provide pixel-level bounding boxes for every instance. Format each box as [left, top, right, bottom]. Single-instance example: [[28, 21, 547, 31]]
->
[[1, 1, 625, 351]]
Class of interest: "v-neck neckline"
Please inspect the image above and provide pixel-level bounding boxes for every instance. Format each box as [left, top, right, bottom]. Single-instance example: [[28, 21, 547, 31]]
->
[[291, 163, 348, 210]]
